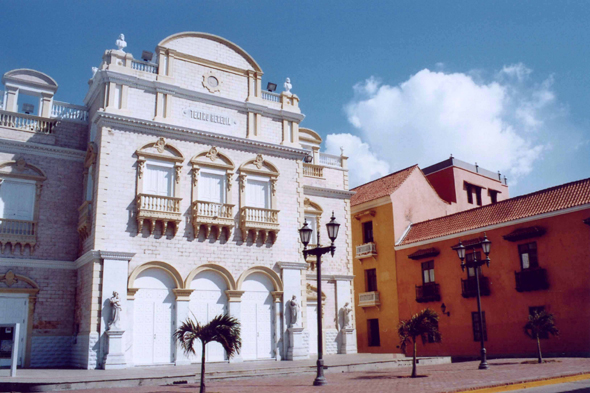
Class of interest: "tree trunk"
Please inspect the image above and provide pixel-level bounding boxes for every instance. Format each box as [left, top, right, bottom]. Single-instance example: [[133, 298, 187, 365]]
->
[[536, 334, 543, 364], [200, 342, 206, 393], [411, 340, 417, 378]]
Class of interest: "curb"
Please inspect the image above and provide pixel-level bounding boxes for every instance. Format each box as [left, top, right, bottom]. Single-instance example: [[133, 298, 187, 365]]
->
[[452, 372, 590, 393]]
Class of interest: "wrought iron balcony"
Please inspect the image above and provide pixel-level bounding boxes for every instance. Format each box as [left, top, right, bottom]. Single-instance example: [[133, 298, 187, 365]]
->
[[240, 206, 280, 243], [415, 283, 441, 303], [358, 291, 380, 308], [515, 268, 549, 292], [136, 193, 182, 235], [192, 200, 234, 240], [461, 276, 491, 298], [356, 242, 377, 259]]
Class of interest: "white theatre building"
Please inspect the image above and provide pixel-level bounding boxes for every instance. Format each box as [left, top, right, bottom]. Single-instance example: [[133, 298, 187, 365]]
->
[[0, 32, 357, 369]]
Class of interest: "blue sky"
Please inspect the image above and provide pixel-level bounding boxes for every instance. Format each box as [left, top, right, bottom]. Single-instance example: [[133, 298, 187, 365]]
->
[[2, 1, 589, 195]]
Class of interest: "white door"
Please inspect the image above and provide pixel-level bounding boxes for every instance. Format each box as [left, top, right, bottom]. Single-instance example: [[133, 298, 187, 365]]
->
[[133, 269, 176, 365], [307, 302, 318, 355], [0, 295, 28, 367], [241, 273, 274, 360], [189, 271, 228, 363]]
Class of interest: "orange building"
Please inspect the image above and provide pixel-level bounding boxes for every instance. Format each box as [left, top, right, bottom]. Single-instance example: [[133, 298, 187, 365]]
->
[[351, 158, 590, 358]]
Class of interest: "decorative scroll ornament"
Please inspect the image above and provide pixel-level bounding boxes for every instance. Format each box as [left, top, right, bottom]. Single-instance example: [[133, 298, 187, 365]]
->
[[154, 137, 166, 153], [137, 160, 145, 179], [226, 172, 234, 191], [270, 178, 277, 196], [253, 154, 264, 169], [175, 165, 181, 184], [16, 158, 26, 172], [206, 146, 219, 162], [192, 167, 200, 187], [1, 270, 18, 287], [239, 174, 247, 192]]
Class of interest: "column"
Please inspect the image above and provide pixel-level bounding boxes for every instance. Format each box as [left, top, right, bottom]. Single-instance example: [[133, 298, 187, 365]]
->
[[226, 290, 244, 363], [5, 86, 18, 112], [40, 92, 53, 117], [277, 262, 308, 359], [271, 291, 284, 361], [99, 251, 135, 369], [173, 289, 194, 365]]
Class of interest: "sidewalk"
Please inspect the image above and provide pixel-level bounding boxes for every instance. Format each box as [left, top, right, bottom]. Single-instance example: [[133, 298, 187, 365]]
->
[[62, 357, 590, 393]]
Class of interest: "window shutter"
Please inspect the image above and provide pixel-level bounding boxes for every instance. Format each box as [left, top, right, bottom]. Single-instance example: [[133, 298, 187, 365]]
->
[[145, 164, 173, 197], [247, 179, 270, 208], [0, 180, 36, 221]]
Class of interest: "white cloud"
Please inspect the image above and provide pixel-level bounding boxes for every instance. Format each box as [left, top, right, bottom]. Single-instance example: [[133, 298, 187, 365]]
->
[[341, 65, 557, 186], [324, 133, 390, 187]]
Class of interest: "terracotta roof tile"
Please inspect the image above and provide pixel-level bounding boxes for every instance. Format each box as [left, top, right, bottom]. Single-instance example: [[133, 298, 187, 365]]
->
[[351, 165, 417, 206], [400, 177, 590, 245]]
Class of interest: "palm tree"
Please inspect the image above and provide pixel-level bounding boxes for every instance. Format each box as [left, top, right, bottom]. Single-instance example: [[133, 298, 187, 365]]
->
[[174, 314, 241, 393], [398, 308, 441, 378], [524, 310, 559, 364]]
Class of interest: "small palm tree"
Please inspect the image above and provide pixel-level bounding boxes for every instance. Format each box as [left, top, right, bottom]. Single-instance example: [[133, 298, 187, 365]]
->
[[174, 314, 241, 393], [524, 310, 559, 364], [398, 308, 441, 378]]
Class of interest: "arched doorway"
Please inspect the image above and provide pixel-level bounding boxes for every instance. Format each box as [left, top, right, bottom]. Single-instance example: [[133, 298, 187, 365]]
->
[[188, 270, 229, 363], [132, 267, 177, 365], [241, 272, 275, 360]]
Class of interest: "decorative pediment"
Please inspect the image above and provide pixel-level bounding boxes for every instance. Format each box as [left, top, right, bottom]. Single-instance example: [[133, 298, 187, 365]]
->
[[239, 154, 279, 177], [0, 158, 47, 181], [0, 270, 40, 290], [191, 146, 235, 170], [136, 137, 184, 162], [304, 198, 323, 215], [306, 283, 326, 302]]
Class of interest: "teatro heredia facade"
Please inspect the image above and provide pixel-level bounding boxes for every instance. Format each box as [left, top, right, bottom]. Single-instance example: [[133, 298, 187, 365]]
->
[[0, 32, 356, 369]]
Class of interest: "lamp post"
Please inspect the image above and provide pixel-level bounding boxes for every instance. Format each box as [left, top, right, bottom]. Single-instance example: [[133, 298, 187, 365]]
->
[[453, 233, 492, 370], [299, 212, 340, 386]]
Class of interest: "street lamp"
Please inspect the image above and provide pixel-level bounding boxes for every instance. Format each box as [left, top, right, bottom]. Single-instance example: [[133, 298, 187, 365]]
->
[[299, 212, 340, 386], [453, 233, 492, 370]]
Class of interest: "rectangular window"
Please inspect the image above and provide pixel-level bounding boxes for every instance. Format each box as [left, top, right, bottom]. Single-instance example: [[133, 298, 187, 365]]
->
[[0, 179, 36, 221], [198, 169, 226, 203], [529, 306, 548, 339], [365, 268, 378, 292], [363, 221, 374, 243], [489, 190, 499, 204], [472, 312, 488, 342], [422, 260, 435, 284], [305, 215, 317, 245], [466, 183, 483, 206], [466, 184, 473, 204], [475, 187, 482, 206], [246, 178, 270, 209], [144, 162, 174, 197], [519, 242, 539, 270], [367, 319, 381, 347]]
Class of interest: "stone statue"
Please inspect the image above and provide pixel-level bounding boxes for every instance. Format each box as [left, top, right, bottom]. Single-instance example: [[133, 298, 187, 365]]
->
[[91, 67, 98, 78], [283, 77, 292, 94], [108, 291, 122, 330], [116, 34, 127, 52], [342, 302, 352, 329], [288, 295, 300, 327]]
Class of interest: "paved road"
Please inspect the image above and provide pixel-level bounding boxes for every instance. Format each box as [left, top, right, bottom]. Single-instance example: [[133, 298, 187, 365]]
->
[[62, 359, 590, 393], [510, 379, 590, 393]]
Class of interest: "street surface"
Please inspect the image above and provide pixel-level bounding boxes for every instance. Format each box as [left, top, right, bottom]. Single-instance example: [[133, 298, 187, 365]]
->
[[511, 379, 590, 393]]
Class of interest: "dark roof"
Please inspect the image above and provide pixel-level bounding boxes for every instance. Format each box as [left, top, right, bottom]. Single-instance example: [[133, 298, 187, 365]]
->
[[400, 177, 590, 245], [407, 247, 440, 260]]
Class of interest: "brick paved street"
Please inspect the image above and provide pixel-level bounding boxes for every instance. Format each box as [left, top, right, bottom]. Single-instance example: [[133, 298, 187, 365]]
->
[[65, 358, 590, 393]]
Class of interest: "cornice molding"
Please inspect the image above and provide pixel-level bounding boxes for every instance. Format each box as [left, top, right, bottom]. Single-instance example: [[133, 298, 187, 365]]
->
[[99, 251, 136, 261], [75, 250, 100, 269], [303, 185, 355, 200], [94, 112, 308, 160], [351, 196, 391, 214], [306, 274, 355, 281], [276, 261, 308, 271], [0, 138, 86, 162], [86, 70, 305, 123], [0, 258, 76, 270]]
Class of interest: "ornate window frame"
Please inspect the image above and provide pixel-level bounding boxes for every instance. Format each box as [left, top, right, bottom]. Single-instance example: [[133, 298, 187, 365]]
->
[[78, 143, 97, 241], [135, 137, 184, 235], [238, 154, 280, 243], [0, 158, 46, 253], [190, 146, 235, 240]]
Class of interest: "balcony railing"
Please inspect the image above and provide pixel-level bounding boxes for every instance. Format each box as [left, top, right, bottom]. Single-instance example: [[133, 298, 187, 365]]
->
[[303, 163, 324, 178], [261, 91, 281, 102], [136, 194, 182, 235], [416, 283, 441, 303], [194, 201, 233, 218], [358, 291, 380, 308], [319, 153, 342, 167], [131, 59, 158, 74], [461, 276, 491, 298], [240, 206, 280, 243], [515, 268, 549, 292], [51, 101, 88, 122], [356, 242, 377, 259], [192, 201, 235, 240], [77, 201, 92, 240], [0, 110, 57, 134], [0, 218, 37, 250]]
